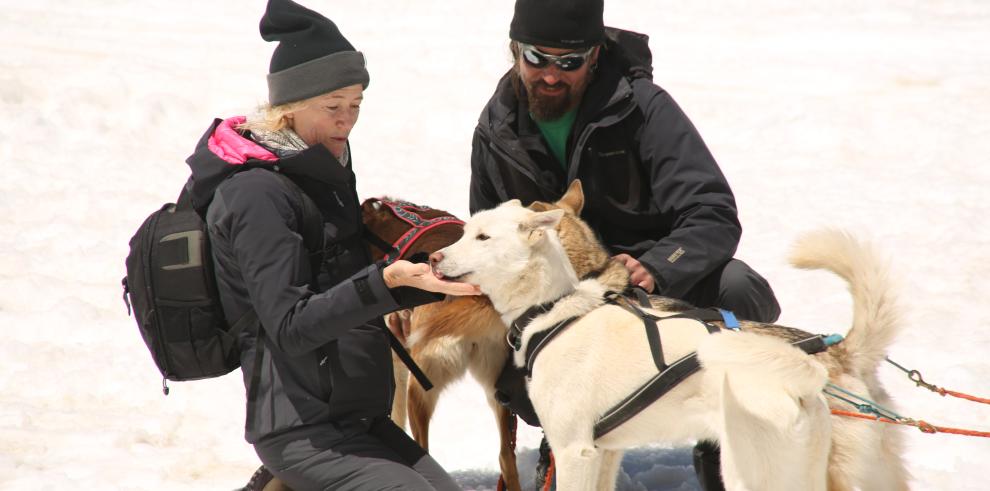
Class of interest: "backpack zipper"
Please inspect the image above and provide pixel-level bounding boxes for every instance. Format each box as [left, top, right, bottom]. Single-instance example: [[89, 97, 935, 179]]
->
[[143, 204, 174, 395], [121, 277, 131, 315]]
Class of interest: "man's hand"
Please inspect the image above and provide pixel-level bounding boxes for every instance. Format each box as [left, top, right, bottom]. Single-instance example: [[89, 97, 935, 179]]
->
[[383, 260, 482, 296], [612, 253, 655, 293]]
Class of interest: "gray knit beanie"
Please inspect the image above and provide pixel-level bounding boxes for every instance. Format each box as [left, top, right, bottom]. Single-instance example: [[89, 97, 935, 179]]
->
[[260, 0, 370, 106]]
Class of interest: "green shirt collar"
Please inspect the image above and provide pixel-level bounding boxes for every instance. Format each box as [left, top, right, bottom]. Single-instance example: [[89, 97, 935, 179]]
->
[[532, 108, 578, 168]]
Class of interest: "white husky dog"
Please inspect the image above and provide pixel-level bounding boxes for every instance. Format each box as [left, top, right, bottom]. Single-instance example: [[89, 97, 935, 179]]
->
[[430, 200, 907, 491]]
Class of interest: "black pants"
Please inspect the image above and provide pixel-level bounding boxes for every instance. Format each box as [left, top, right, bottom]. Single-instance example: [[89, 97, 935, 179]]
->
[[692, 440, 724, 491], [254, 418, 459, 491], [680, 258, 780, 323]]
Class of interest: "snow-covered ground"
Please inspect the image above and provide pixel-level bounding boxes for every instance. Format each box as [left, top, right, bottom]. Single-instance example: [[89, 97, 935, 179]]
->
[[1, 0, 988, 489]]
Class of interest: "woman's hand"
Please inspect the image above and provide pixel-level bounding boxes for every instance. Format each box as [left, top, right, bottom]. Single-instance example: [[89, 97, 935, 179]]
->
[[612, 253, 656, 293], [382, 260, 481, 296]]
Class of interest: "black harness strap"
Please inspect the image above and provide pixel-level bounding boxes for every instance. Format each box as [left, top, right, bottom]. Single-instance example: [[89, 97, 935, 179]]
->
[[507, 298, 585, 377], [524, 317, 582, 377], [593, 333, 836, 440], [508, 300, 558, 351], [593, 350, 702, 440], [606, 292, 722, 372], [631, 286, 652, 308], [504, 288, 839, 442]]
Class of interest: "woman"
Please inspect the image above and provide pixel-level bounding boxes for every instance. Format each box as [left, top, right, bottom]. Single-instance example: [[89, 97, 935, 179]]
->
[[183, 1, 476, 489]]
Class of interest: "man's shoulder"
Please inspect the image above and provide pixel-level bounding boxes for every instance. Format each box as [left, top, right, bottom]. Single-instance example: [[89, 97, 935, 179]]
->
[[626, 76, 672, 109], [477, 71, 519, 130]]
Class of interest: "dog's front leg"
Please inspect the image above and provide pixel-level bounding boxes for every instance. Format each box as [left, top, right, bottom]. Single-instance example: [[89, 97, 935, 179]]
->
[[493, 404, 522, 491], [406, 370, 439, 449], [553, 445, 603, 491], [594, 449, 624, 491], [389, 351, 409, 430]]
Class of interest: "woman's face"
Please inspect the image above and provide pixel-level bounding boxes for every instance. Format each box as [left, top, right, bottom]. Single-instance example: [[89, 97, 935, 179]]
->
[[287, 84, 364, 160]]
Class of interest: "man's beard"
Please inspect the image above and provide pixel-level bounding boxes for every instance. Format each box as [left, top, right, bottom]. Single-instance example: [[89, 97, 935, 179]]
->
[[526, 80, 575, 121], [510, 60, 593, 121]]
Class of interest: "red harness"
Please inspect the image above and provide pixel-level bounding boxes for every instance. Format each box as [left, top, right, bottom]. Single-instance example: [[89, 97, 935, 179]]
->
[[371, 198, 464, 264]]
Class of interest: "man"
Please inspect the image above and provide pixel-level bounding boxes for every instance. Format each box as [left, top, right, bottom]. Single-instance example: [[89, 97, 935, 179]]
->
[[469, 0, 781, 489]]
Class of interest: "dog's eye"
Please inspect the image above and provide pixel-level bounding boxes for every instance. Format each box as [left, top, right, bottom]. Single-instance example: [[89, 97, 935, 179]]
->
[[475, 233, 490, 241]]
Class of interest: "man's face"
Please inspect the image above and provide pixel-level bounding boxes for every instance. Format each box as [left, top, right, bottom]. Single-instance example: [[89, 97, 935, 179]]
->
[[516, 43, 599, 121]]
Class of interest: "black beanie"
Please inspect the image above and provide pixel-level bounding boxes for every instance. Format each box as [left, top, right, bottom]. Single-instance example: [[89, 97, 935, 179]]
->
[[260, 0, 370, 106], [509, 0, 605, 49]]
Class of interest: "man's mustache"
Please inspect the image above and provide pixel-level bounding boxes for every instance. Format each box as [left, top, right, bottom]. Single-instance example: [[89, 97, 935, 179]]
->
[[531, 80, 570, 93]]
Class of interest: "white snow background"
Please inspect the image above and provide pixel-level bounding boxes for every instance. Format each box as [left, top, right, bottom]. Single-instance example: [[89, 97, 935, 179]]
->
[[1, 0, 988, 489]]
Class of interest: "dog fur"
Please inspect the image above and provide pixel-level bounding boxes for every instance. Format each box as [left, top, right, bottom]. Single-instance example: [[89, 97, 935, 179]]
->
[[431, 193, 908, 490]]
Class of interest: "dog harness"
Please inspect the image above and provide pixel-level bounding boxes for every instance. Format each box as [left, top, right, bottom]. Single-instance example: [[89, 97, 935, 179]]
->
[[363, 198, 464, 264], [508, 290, 843, 440], [508, 299, 582, 377]]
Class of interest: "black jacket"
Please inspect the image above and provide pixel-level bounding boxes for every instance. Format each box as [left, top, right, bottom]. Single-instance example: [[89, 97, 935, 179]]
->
[[470, 29, 741, 298], [186, 118, 437, 444]]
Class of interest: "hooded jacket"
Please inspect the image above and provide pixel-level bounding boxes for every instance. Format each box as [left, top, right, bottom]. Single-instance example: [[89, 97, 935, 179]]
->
[[186, 117, 436, 444], [470, 29, 741, 298]]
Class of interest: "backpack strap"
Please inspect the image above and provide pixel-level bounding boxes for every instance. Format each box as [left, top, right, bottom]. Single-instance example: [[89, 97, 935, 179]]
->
[[380, 325, 434, 391], [266, 171, 336, 398], [269, 172, 325, 271]]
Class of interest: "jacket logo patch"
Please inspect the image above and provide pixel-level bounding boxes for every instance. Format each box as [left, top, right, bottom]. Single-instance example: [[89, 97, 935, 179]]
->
[[667, 247, 686, 263], [598, 150, 626, 158]]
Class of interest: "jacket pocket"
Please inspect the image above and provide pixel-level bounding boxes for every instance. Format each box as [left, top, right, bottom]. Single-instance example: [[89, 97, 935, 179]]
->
[[323, 325, 392, 421]]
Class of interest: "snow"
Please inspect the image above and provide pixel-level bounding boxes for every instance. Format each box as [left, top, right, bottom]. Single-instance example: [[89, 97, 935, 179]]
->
[[1, 0, 988, 489]]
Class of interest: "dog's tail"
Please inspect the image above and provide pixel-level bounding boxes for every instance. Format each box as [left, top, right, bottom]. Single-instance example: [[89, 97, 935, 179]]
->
[[788, 228, 901, 377]]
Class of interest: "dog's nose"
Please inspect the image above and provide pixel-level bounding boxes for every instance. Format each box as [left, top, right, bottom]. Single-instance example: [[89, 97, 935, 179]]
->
[[429, 251, 444, 266]]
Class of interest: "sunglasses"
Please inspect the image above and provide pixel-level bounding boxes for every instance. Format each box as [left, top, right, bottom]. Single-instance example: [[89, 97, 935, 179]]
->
[[519, 43, 595, 72]]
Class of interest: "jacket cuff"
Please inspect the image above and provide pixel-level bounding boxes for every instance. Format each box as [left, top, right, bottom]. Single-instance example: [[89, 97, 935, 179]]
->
[[353, 263, 401, 312], [639, 260, 668, 294], [373, 262, 445, 310], [390, 287, 445, 309]]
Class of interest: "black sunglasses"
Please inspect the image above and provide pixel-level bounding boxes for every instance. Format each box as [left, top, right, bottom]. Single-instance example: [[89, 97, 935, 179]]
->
[[519, 43, 595, 72]]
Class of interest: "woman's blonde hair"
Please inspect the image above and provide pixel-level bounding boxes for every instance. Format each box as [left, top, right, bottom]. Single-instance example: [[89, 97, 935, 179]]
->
[[236, 98, 312, 133]]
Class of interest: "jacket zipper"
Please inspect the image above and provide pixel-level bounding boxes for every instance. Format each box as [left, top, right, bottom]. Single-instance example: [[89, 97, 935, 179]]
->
[[487, 136, 561, 198], [486, 85, 638, 192], [567, 92, 637, 182]]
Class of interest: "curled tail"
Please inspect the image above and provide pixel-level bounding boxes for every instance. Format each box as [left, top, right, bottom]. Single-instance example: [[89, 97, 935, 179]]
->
[[788, 229, 901, 377]]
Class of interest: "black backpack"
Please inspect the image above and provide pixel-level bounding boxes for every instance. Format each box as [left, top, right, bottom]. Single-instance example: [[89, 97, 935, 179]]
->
[[122, 171, 323, 394]]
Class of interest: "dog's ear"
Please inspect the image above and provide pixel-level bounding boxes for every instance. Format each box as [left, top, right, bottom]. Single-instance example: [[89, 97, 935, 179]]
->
[[556, 180, 585, 215], [501, 199, 523, 208], [520, 209, 565, 245], [522, 209, 565, 230]]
